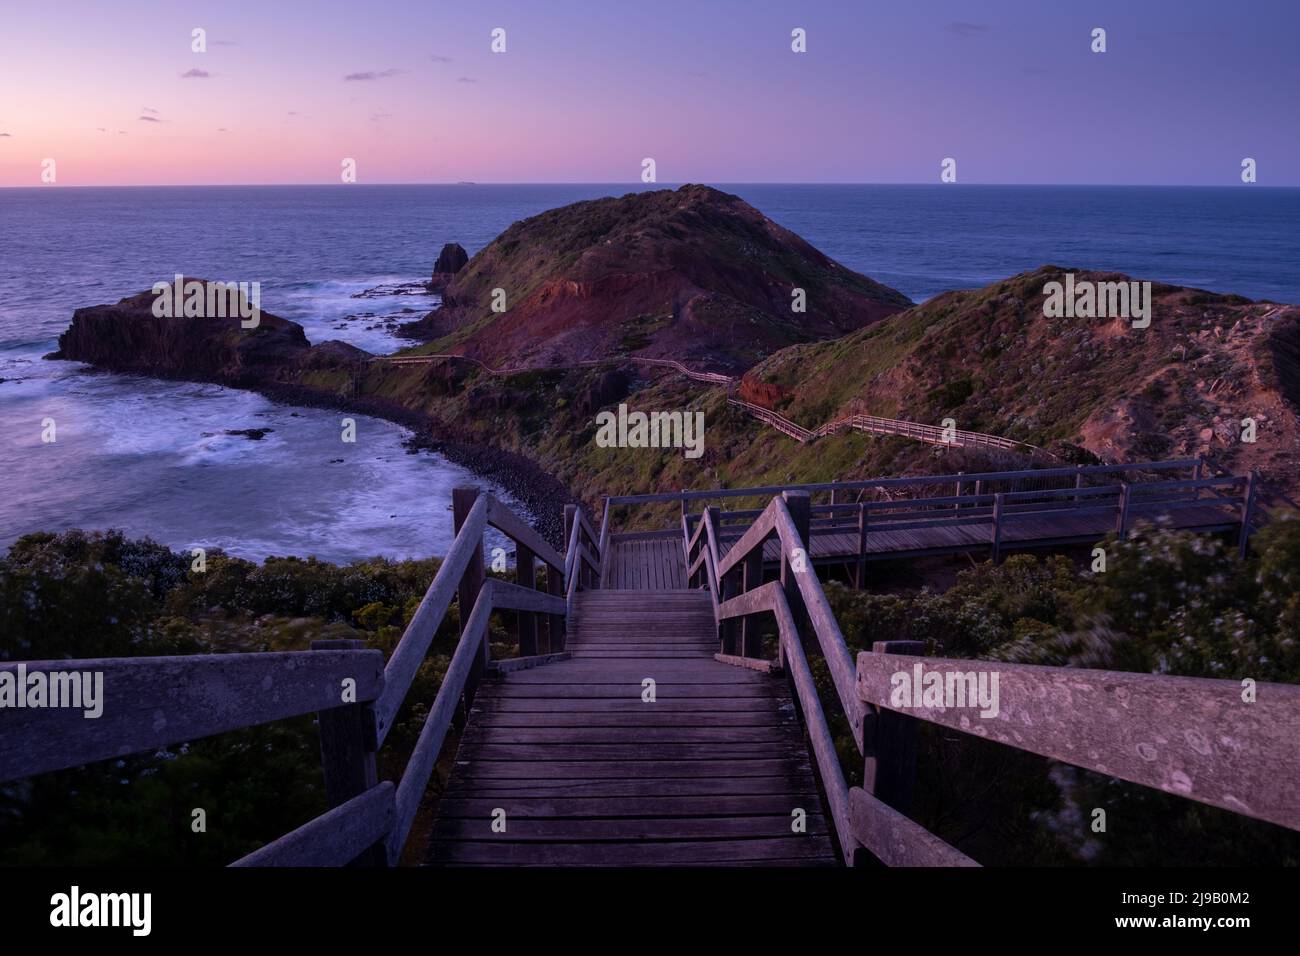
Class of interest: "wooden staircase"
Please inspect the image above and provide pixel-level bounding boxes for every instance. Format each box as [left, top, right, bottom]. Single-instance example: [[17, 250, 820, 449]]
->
[[426, 589, 839, 866]]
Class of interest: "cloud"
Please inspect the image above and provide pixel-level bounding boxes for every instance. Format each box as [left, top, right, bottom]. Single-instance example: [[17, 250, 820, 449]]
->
[[142, 106, 160, 114], [138, 115, 162, 122], [430, 54, 452, 63], [181, 68, 212, 79], [370, 111, 392, 121], [457, 76, 477, 84], [344, 68, 404, 82], [944, 22, 991, 38], [0, 132, 11, 138], [211, 39, 237, 47]]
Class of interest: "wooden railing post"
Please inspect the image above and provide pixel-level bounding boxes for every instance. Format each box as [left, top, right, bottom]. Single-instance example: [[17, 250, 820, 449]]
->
[[563, 503, 577, 587], [453, 487, 487, 724], [1239, 470, 1259, 558], [854, 503, 869, 589], [781, 490, 812, 651], [740, 547, 764, 658], [862, 640, 926, 814], [709, 505, 740, 654], [1116, 483, 1131, 540], [990, 493, 1005, 564], [954, 472, 964, 511], [515, 542, 538, 657], [311, 637, 386, 866], [547, 554, 565, 653]]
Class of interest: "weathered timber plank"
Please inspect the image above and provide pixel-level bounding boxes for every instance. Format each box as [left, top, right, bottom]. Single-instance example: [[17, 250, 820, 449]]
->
[[231, 782, 395, 867], [427, 837, 837, 866], [470, 711, 796, 728], [470, 696, 785, 713], [487, 652, 572, 674], [375, 494, 485, 745], [858, 652, 1300, 831], [436, 794, 819, 817], [467, 741, 806, 760], [848, 787, 979, 867], [0, 650, 384, 782], [459, 725, 793, 744], [486, 496, 565, 572], [431, 814, 828, 841], [471, 684, 775, 698], [449, 758, 812, 779]]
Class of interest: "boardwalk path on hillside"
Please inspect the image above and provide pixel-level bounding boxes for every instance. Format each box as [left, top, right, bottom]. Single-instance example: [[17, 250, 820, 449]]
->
[[427, 577, 838, 866]]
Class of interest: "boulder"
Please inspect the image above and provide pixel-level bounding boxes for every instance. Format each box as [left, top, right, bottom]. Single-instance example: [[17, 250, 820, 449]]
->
[[429, 243, 469, 291]]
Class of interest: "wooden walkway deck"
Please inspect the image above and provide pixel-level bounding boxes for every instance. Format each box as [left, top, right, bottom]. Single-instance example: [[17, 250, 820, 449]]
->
[[602, 537, 688, 589], [427, 590, 837, 866], [719, 500, 1241, 565]]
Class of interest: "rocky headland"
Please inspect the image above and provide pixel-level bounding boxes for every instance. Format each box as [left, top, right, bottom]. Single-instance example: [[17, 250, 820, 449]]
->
[[49, 191, 1300, 536]]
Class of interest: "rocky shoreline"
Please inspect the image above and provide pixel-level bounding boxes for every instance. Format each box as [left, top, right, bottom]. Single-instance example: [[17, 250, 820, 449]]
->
[[249, 380, 574, 548], [59, 357, 574, 551]]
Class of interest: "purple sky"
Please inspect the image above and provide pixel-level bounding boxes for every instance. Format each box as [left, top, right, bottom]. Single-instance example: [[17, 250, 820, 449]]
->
[[1, 0, 1297, 186]]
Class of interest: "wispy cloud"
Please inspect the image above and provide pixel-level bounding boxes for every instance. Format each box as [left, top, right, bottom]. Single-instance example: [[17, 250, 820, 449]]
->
[[945, 22, 991, 38], [457, 76, 477, 84], [430, 54, 452, 63], [0, 132, 11, 138], [181, 68, 212, 79], [142, 106, 160, 114], [344, 68, 404, 82], [138, 115, 162, 123]]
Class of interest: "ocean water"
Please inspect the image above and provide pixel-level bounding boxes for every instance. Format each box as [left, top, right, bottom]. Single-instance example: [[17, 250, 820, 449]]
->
[[2, 184, 1298, 561]]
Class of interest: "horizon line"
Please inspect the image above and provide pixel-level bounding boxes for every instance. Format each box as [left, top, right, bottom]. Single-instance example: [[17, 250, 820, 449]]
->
[[2, 181, 1296, 191]]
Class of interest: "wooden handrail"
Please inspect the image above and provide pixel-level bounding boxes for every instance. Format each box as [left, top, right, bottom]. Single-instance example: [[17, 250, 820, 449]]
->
[[704, 493, 864, 746], [0, 650, 384, 783], [607, 459, 1201, 506], [373, 494, 487, 745], [597, 498, 612, 586], [2, 488, 576, 868], [389, 576, 495, 858], [715, 580, 976, 866], [486, 496, 564, 573], [231, 782, 396, 867], [857, 651, 1300, 833]]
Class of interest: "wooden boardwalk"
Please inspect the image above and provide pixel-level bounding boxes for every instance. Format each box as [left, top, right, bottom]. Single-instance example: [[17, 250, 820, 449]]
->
[[720, 500, 1241, 566], [602, 537, 688, 589], [427, 589, 838, 866], [7, 467, 1290, 869]]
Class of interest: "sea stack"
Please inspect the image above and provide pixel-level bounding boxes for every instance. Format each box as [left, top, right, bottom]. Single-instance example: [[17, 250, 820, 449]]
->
[[429, 243, 469, 292]]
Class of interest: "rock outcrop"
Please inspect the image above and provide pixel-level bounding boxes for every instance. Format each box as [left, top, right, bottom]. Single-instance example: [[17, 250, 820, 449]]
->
[[428, 243, 469, 292], [401, 184, 913, 373], [50, 280, 313, 385]]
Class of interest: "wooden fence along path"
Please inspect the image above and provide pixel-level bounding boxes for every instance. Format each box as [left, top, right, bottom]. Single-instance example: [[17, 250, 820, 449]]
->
[[2, 457, 1296, 866], [375, 351, 1035, 454], [725, 396, 1044, 454]]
